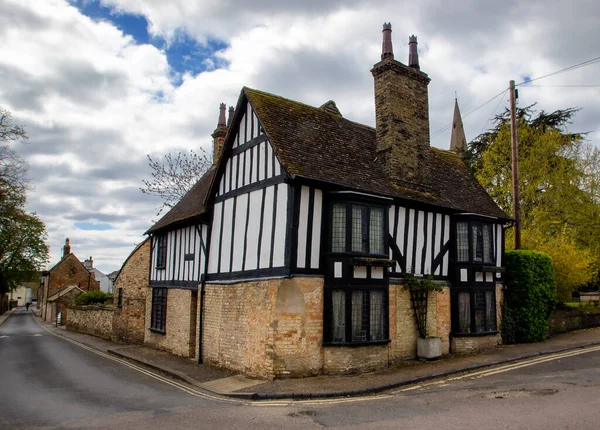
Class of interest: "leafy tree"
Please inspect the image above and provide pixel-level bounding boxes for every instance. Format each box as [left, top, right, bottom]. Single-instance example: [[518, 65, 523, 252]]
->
[[469, 105, 600, 300], [0, 108, 49, 294], [140, 149, 211, 216]]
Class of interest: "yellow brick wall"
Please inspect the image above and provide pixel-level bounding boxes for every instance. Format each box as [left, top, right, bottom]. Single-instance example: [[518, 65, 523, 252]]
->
[[144, 288, 198, 358]]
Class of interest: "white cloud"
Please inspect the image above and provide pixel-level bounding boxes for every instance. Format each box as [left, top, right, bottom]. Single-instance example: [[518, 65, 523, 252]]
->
[[2, 0, 600, 273]]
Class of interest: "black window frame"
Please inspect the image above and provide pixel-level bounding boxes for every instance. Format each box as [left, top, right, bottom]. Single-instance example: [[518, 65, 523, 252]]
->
[[324, 285, 390, 345], [455, 220, 495, 264], [155, 234, 167, 269], [329, 200, 388, 257], [117, 288, 123, 308], [150, 287, 167, 334], [452, 287, 497, 335]]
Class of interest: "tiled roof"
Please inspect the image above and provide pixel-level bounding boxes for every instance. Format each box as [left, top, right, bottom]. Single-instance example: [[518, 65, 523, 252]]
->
[[244, 87, 509, 220], [146, 167, 216, 234]]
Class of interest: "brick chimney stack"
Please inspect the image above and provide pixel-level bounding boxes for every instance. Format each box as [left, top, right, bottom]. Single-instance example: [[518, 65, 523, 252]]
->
[[211, 103, 228, 164], [84, 256, 94, 271], [63, 238, 71, 258], [371, 23, 431, 188]]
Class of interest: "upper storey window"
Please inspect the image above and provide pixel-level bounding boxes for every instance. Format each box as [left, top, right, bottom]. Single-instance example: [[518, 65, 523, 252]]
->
[[331, 202, 386, 255], [456, 221, 494, 264], [155, 234, 167, 269]]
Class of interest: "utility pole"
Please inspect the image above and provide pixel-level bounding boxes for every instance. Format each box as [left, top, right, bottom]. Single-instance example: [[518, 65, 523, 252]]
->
[[509, 80, 521, 249]]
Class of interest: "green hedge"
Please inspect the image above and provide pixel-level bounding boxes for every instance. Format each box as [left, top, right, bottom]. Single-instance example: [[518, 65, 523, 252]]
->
[[502, 250, 556, 343], [75, 290, 109, 306]]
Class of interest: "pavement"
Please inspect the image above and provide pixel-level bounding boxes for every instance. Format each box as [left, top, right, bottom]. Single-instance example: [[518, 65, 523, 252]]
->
[[19, 308, 600, 401]]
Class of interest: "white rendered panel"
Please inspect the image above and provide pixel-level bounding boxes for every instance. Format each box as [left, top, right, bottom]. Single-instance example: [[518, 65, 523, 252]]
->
[[443, 215, 450, 277], [232, 194, 248, 272], [253, 112, 259, 139], [220, 198, 234, 273], [258, 142, 266, 181], [182, 228, 188, 280], [224, 159, 231, 193], [239, 152, 245, 188], [259, 186, 274, 269], [244, 149, 250, 186], [310, 189, 323, 269], [396, 207, 406, 273], [415, 211, 425, 275], [475, 272, 483, 282], [434, 213, 442, 276], [334, 262, 343, 278], [406, 209, 415, 273], [425, 212, 434, 274], [242, 112, 247, 144], [273, 142, 281, 176], [460, 268, 468, 282], [266, 142, 273, 179], [272, 184, 288, 267], [372, 267, 384, 279], [388, 207, 395, 262], [296, 186, 310, 269], [354, 266, 367, 279], [199, 225, 207, 277], [251, 146, 258, 184], [165, 230, 173, 280], [208, 202, 223, 274], [231, 154, 238, 191], [245, 190, 262, 270]]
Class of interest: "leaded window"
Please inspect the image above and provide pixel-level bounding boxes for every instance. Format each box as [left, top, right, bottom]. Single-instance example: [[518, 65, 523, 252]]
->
[[156, 234, 167, 269], [454, 288, 497, 334], [327, 287, 388, 344], [330, 202, 386, 255], [150, 287, 167, 333], [456, 221, 494, 264]]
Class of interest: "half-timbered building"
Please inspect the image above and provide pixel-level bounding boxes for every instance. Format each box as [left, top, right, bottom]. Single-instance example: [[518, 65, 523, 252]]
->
[[144, 23, 510, 377]]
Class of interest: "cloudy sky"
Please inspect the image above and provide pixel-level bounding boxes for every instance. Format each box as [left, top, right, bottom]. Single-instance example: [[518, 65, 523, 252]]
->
[[2, 0, 599, 274]]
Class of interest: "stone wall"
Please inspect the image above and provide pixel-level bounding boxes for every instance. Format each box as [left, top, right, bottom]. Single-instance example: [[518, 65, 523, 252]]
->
[[112, 239, 150, 344], [144, 288, 198, 358], [201, 278, 453, 379], [549, 308, 600, 335], [66, 305, 114, 340]]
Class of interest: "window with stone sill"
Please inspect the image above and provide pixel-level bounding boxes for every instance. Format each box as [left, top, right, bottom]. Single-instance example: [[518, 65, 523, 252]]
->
[[150, 287, 167, 333], [330, 202, 386, 255]]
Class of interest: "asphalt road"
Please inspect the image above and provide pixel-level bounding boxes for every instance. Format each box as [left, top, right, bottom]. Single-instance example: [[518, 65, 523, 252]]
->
[[2, 309, 600, 429]]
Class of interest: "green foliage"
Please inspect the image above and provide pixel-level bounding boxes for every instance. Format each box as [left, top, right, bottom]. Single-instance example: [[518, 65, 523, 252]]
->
[[0, 107, 49, 294], [75, 290, 109, 306], [468, 104, 600, 298], [403, 274, 443, 338], [502, 250, 556, 343]]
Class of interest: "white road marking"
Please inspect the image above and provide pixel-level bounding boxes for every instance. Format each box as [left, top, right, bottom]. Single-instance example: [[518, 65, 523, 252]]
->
[[33, 334, 43, 337]]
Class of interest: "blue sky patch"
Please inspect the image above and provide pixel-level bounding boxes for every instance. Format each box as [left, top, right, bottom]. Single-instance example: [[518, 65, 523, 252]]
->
[[72, 1, 229, 83], [75, 221, 114, 231]]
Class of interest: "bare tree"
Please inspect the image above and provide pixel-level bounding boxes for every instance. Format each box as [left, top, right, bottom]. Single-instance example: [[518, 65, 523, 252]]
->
[[141, 149, 211, 216]]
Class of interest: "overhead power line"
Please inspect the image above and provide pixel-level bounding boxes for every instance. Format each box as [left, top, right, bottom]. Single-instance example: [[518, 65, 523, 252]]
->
[[516, 56, 600, 86]]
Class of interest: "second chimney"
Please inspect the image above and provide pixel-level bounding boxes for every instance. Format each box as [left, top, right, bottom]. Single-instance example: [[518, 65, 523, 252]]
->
[[371, 24, 431, 187], [211, 103, 228, 164]]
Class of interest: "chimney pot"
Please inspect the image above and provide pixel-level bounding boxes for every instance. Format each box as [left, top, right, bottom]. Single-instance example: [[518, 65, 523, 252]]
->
[[63, 238, 71, 258], [408, 35, 420, 70], [218, 103, 227, 127], [227, 106, 234, 126], [381, 22, 394, 60]]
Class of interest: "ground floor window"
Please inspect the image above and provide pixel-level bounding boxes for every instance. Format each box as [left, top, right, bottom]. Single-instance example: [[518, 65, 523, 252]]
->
[[455, 288, 497, 334], [150, 287, 167, 333], [326, 287, 388, 344]]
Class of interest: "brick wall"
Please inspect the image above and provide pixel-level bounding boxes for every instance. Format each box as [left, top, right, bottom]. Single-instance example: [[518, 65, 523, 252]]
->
[[67, 305, 114, 340], [144, 288, 198, 358], [112, 240, 150, 344]]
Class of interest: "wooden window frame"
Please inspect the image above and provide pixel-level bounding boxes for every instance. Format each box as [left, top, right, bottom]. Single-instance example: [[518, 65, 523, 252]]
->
[[323, 285, 390, 346], [329, 200, 388, 257], [455, 220, 495, 264], [452, 287, 497, 335], [150, 287, 167, 334], [155, 234, 167, 270]]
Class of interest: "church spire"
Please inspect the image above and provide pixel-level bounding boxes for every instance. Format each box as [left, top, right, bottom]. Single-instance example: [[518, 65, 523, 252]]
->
[[450, 97, 467, 153]]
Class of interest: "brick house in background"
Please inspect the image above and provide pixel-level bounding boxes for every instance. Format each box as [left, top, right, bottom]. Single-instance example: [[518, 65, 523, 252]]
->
[[40, 238, 100, 322], [112, 238, 150, 344], [144, 24, 510, 378]]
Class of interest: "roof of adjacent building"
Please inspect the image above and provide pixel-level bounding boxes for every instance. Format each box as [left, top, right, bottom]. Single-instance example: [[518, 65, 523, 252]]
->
[[146, 87, 508, 234], [146, 166, 216, 234]]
